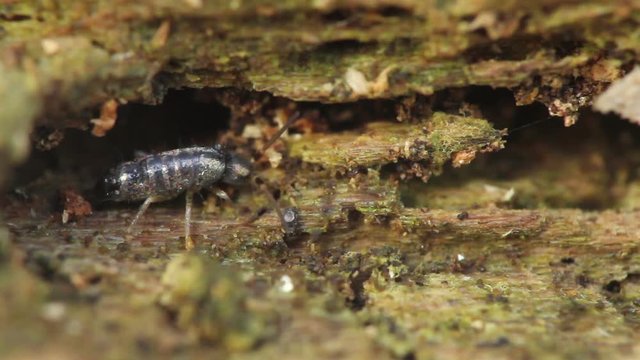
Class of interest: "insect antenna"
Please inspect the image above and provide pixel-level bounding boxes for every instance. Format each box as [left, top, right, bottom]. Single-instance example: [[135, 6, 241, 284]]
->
[[244, 175, 286, 228], [507, 116, 552, 136], [262, 111, 301, 151], [243, 110, 301, 228], [242, 206, 269, 225]]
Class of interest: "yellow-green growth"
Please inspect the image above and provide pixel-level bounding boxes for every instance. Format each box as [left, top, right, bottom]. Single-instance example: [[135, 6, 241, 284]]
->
[[289, 112, 504, 174], [159, 254, 271, 351]]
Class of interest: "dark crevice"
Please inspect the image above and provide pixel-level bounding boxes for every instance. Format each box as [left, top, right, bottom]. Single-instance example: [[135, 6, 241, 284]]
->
[[377, 6, 413, 18], [10, 85, 640, 216], [346, 267, 371, 311], [603, 280, 622, 294], [11, 89, 231, 189], [461, 33, 586, 63], [307, 39, 378, 57], [321, 6, 413, 23], [424, 85, 640, 211], [0, 13, 32, 21], [347, 208, 364, 227], [625, 273, 640, 283]]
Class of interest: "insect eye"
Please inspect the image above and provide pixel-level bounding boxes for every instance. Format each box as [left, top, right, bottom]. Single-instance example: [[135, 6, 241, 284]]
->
[[99, 175, 122, 198]]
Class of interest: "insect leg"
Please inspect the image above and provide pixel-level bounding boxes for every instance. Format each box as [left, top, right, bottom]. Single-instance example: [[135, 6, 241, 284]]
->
[[184, 190, 195, 250], [127, 196, 159, 233], [260, 184, 285, 227], [214, 188, 231, 201]]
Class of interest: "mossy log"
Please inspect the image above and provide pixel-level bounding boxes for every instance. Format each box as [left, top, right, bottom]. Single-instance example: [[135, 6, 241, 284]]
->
[[4, 202, 640, 358], [0, 0, 636, 171], [2, 1, 640, 359]]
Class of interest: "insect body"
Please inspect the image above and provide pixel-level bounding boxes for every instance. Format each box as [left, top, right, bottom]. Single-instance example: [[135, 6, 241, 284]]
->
[[102, 145, 251, 249]]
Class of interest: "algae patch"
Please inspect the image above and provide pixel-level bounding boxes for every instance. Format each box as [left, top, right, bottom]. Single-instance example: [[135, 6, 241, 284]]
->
[[159, 254, 273, 351], [289, 112, 504, 180]]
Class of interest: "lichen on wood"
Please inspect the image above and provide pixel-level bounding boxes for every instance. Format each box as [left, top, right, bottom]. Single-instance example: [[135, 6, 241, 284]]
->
[[3, 0, 640, 359], [289, 112, 504, 177]]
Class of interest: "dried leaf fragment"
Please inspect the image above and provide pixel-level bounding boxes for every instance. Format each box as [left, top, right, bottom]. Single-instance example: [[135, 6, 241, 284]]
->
[[41, 39, 61, 55], [60, 189, 92, 224], [90, 99, 118, 137], [451, 149, 477, 167], [344, 65, 395, 98], [151, 20, 171, 49], [466, 11, 523, 40]]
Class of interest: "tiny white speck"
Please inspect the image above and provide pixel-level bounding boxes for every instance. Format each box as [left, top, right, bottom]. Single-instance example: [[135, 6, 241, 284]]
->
[[457, 253, 465, 261], [266, 148, 283, 168], [284, 210, 296, 223], [61, 210, 69, 224], [111, 51, 134, 62], [183, 0, 203, 7], [483, 184, 500, 193], [41, 39, 60, 55], [278, 275, 294, 293], [119, 173, 129, 182], [501, 229, 514, 238], [41, 302, 66, 321], [502, 187, 516, 202], [345, 67, 370, 96], [241, 124, 262, 139]]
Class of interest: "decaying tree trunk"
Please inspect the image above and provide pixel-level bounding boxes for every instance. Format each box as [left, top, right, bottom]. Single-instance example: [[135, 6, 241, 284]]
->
[[2, 1, 640, 359]]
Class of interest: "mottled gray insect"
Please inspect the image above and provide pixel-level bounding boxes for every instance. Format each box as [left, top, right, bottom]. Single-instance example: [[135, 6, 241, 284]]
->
[[102, 145, 251, 249], [282, 207, 302, 238], [102, 112, 302, 249]]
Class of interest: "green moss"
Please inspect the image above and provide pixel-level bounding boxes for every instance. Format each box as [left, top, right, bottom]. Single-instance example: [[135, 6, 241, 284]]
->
[[288, 112, 503, 176], [0, 63, 40, 182], [0, 0, 633, 130], [0, 254, 50, 358], [159, 254, 273, 351]]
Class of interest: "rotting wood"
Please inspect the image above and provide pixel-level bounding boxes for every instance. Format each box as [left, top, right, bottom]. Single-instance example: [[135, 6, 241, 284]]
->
[[3, 1, 640, 359], [4, 204, 640, 358]]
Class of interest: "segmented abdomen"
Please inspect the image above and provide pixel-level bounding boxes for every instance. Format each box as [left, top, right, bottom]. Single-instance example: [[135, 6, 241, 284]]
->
[[115, 147, 226, 201]]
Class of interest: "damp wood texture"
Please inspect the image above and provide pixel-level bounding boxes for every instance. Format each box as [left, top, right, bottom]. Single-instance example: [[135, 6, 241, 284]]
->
[[2, 1, 640, 359]]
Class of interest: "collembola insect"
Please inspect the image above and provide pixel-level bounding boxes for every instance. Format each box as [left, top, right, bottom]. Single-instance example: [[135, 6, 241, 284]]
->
[[101, 112, 301, 250], [101, 145, 252, 249]]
